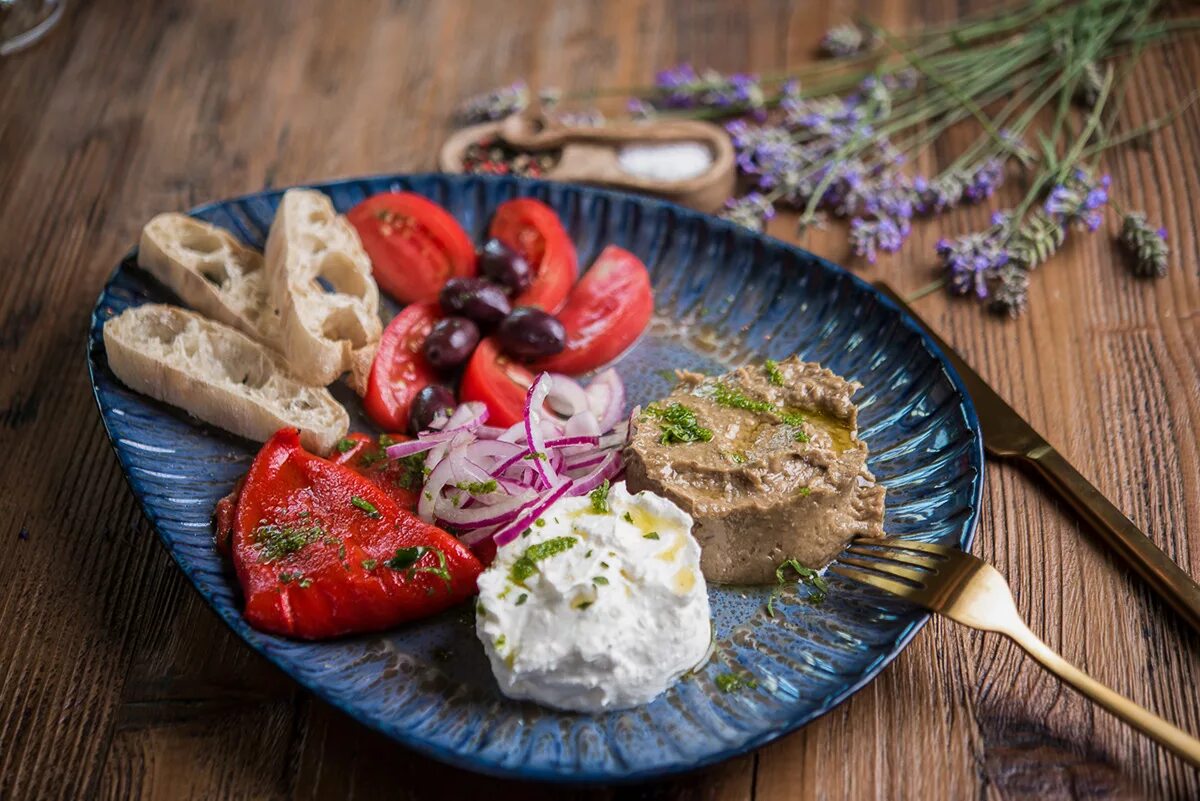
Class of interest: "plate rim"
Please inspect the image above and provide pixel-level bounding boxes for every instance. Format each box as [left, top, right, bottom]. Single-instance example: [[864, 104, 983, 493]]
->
[[87, 171, 984, 784]]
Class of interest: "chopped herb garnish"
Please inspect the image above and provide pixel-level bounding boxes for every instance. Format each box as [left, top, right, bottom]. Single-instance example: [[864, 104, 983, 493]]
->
[[593, 576, 609, 585], [523, 451, 547, 461], [764, 359, 785, 386], [476, 600, 487, 615], [779, 410, 806, 427], [644, 402, 713, 445], [361, 558, 377, 570], [335, 437, 357, 453], [711, 382, 773, 413], [385, 545, 452, 587], [589, 480, 611, 514], [515, 593, 528, 606], [775, 558, 829, 605], [622, 511, 634, 523], [378, 434, 396, 447], [494, 634, 506, 648], [585, 548, 593, 558], [575, 600, 593, 611], [253, 523, 325, 563], [509, 536, 578, 584], [644, 532, 660, 540], [351, 496, 381, 518], [534, 518, 546, 527], [600, 561, 609, 569], [794, 430, 811, 443], [715, 672, 757, 693], [279, 571, 298, 584], [298, 578, 313, 589], [799, 486, 811, 496], [456, 479, 498, 495], [730, 451, 748, 464], [394, 453, 427, 490], [521, 528, 531, 538]]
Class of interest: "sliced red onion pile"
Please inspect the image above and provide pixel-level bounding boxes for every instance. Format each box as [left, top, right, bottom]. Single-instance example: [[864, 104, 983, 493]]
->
[[385, 369, 629, 548]]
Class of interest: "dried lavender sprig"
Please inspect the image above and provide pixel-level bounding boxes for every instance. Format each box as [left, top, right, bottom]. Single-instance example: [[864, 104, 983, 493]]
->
[[1119, 212, 1169, 277], [720, 193, 777, 232]]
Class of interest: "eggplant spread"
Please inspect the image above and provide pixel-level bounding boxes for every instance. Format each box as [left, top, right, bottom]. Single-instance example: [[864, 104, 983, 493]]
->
[[623, 356, 885, 584]]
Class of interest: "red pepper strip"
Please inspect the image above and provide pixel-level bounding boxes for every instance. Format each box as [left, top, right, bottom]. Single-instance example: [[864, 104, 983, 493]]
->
[[232, 429, 482, 639]]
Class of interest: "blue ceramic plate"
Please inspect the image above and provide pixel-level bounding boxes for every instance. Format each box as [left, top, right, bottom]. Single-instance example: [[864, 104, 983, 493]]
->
[[88, 174, 982, 783]]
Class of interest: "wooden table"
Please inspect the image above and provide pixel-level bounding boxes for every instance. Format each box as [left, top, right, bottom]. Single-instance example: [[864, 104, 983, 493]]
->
[[2, 0, 1198, 798]]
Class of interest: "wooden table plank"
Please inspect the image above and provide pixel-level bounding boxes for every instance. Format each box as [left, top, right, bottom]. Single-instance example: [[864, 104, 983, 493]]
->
[[0, 0, 1197, 798]]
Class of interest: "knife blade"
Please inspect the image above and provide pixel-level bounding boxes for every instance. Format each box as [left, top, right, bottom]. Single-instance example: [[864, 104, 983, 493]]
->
[[873, 280, 1200, 633]]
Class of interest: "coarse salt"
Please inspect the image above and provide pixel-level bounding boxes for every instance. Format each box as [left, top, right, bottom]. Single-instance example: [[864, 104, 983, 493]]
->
[[616, 141, 712, 182]]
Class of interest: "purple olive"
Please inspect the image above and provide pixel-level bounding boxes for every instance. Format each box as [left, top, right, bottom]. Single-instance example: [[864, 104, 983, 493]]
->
[[478, 238, 532, 294], [423, 316, 480, 371], [497, 307, 566, 361], [439, 277, 512, 326], [409, 384, 457, 435]]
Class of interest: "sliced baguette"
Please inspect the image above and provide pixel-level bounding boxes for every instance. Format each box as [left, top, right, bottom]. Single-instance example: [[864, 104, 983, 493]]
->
[[138, 214, 278, 343], [264, 189, 381, 386], [103, 303, 349, 454]]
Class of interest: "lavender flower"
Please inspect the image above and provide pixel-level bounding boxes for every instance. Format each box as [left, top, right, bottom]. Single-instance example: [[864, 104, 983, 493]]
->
[[653, 64, 765, 112], [1008, 209, 1065, 270], [455, 81, 530, 124], [626, 98, 657, 119], [989, 264, 1030, 317], [1044, 168, 1110, 231], [913, 173, 965, 215], [720, 193, 776, 232], [935, 221, 1009, 298], [1119, 212, 1169, 277], [850, 217, 904, 264], [820, 24, 878, 58], [963, 158, 1005, 203]]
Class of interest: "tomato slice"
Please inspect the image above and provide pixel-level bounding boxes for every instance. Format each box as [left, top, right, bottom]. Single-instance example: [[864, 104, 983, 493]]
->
[[488, 198, 577, 313], [364, 302, 442, 432], [347, 192, 476, 304], [232, 429, 482, 639], [532, 245, 653, 375], [459, 337, 533, 428]]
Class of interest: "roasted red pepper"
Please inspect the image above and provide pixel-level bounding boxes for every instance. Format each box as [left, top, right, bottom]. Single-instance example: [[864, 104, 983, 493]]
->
[[329, 432, 423, 512], [231, 429, 482, 639]]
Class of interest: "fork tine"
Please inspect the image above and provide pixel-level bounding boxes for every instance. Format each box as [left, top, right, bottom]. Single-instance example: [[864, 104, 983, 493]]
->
[[863, 538, 954, 556], [847, 543, 943, 570], [830, 565, 921, 599], [839, 555, 930, 585]]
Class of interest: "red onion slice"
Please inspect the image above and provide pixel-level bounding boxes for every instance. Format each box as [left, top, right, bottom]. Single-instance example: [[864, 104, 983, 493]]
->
[[488, 480, 574, 547], [545, 373, 588, 417], [523, 374, 559, 489], [586, 368, 626, 432]]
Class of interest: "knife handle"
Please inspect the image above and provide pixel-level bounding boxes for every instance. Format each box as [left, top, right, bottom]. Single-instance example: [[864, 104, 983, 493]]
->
[[1023, 444, 1200, 632]]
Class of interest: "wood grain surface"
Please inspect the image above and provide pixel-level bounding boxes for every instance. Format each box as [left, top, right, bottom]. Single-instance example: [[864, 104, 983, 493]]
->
[[1, 1, 1197, 799]]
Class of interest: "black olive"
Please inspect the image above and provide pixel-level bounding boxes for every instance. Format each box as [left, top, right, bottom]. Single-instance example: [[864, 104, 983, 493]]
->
[[497, 307, 566, 361], [423, 316, 481, 371], [439, 277, 512, 326], [478, 239, 533, 294], [409, 385, 457, 435]]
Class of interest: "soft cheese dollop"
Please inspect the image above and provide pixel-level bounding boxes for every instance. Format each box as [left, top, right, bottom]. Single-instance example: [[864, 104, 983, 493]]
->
[[475, 482, 712, 712]]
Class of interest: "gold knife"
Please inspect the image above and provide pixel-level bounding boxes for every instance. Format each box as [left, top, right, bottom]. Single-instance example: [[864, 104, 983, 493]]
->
[[873, 281, 1200, 633]]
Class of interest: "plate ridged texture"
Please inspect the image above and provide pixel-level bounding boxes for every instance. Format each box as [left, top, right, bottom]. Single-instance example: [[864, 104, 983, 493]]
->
[[87, 173, 983, 783]]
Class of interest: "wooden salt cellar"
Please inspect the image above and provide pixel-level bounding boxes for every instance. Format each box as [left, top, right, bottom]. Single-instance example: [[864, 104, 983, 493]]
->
[[440, 111, 736, 214]]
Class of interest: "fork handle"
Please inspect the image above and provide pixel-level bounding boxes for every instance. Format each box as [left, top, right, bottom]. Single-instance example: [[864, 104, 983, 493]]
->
[[1022, 445, 1200, 634], [1005, 620, 1200, 768]]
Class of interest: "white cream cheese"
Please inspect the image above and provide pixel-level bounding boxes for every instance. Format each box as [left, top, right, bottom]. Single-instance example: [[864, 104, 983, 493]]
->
[[475, 482, 712, 712]]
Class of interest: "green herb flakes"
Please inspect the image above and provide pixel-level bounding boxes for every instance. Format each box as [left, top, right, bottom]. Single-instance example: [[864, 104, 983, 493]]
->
[[378, 434, 396, 447], [361, 558, 378, 570], [644, 532, 660, 540], [622, 511, 634, 523], [509, 536, 578, 584], [715, 672, 757, 693], [589, 479, 611, 514], [515, 593, 528, 606], [394, 453, 428, 490], [253, 523, 324, 563], [534, 518, 546, 527], [764, 359, 785, 386], [593, 575, 609, 585], [644, 402, 713, 445], [298, 578, 313, 589], [456, 479, 498, 495], [335, 437, 357, 453], [385, 545, 452, 588], [351, 496, 381, 518], [799, 486, 811, 496]]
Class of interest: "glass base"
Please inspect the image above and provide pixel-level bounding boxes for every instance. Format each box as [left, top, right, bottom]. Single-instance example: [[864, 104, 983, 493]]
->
[[0, 0, 65, 56]]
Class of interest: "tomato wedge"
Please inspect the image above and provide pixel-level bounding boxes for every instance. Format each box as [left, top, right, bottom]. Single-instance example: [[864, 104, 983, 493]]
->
[[488, 198, 577, 313], [532, 245, 653, 375], [330, 432, 422, 511], [459, 337, 533, 428], [232, 429, 481, 639], [364, 302, 442, 432], [347, 192, 476, 304]]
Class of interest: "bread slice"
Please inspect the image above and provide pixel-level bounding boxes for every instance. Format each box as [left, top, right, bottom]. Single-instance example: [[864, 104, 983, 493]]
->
[[264, 189, 381, 386], [138, 214, 278, 343], [103, 303, 349, 454]]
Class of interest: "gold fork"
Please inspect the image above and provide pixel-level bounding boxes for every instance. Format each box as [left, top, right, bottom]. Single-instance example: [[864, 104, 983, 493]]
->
[[833, 538, 1200, 768]]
